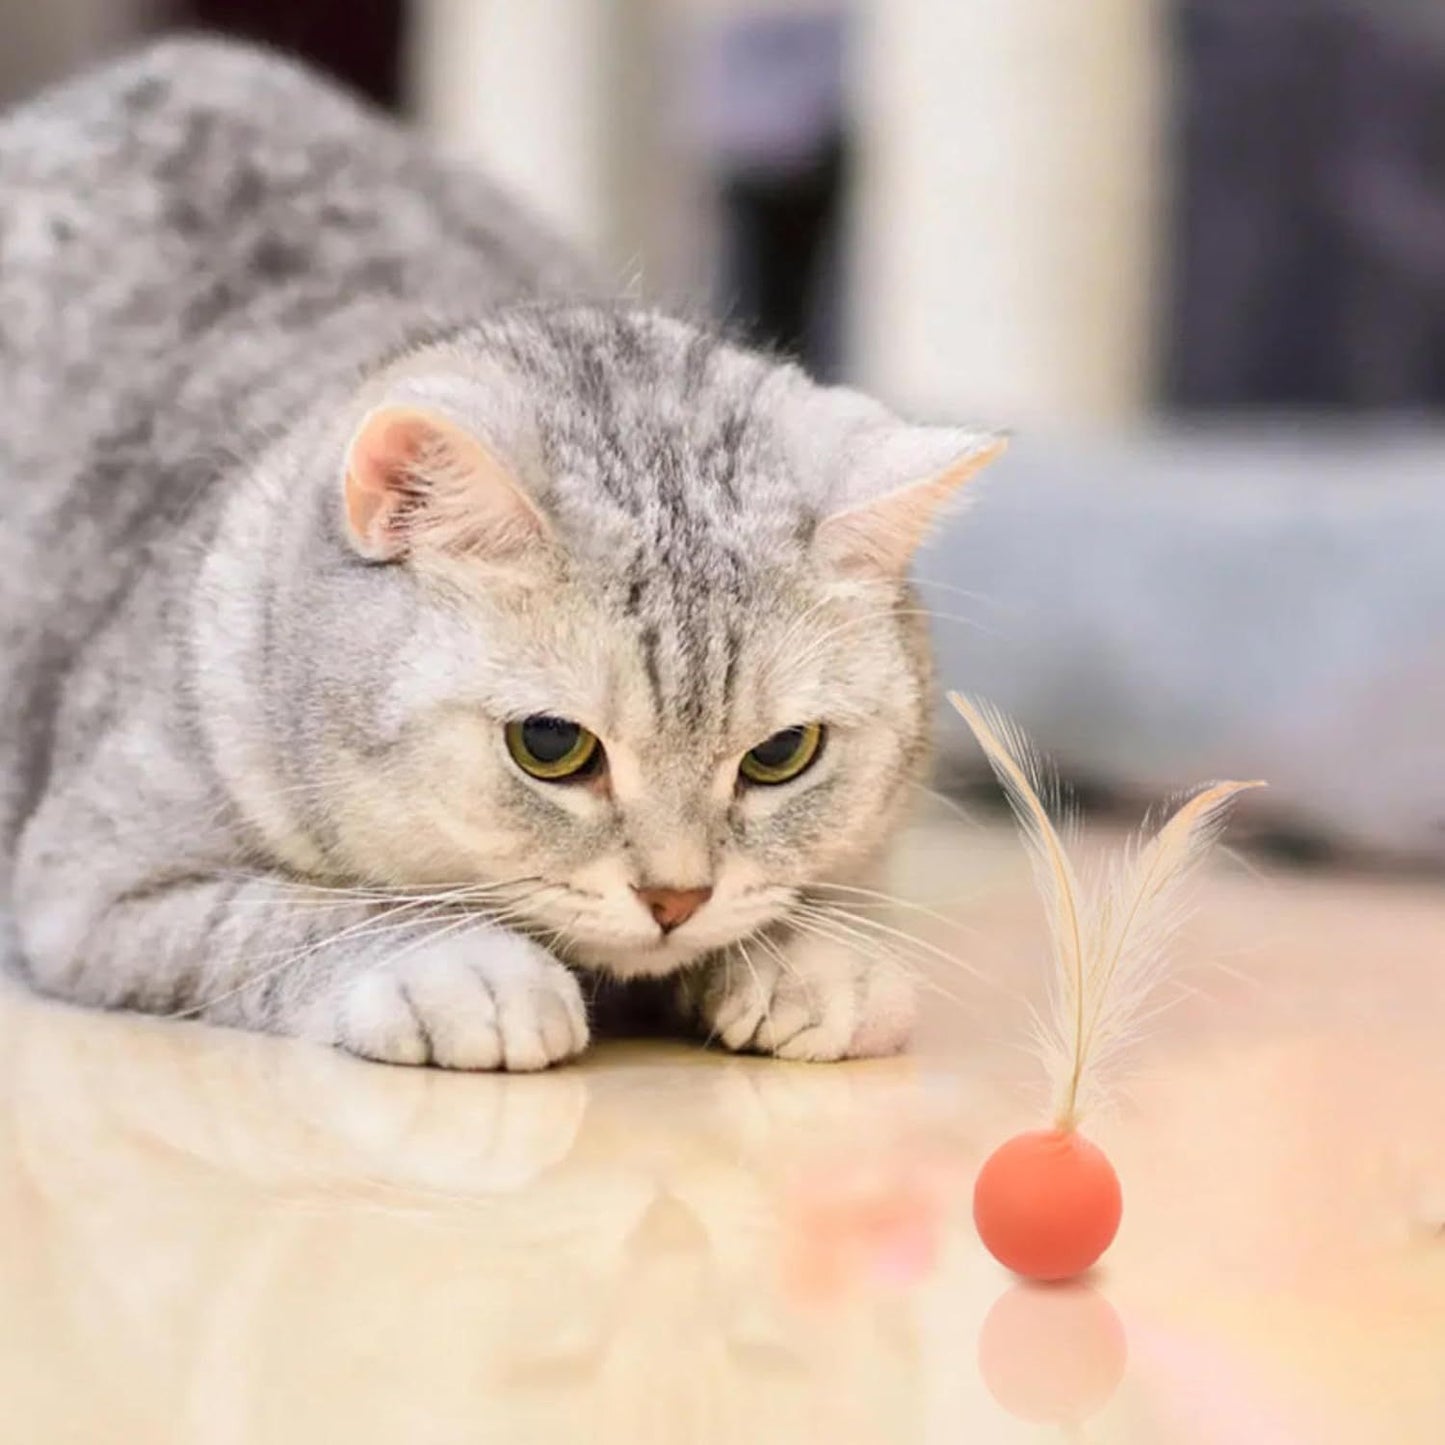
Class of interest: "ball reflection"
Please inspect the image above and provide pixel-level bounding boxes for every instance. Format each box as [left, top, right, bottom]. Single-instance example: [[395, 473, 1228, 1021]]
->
[[978, 1282, 1128, 1425]]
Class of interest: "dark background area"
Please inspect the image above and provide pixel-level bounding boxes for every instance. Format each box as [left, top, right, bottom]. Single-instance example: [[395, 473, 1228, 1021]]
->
[[164, 0, 405, 108]]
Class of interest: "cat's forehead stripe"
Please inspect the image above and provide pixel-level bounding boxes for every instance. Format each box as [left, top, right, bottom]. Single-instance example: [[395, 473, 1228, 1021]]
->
[[638, 625, 664, 719]]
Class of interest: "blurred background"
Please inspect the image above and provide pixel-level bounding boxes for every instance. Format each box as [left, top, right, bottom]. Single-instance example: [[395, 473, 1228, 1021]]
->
[[4, 0, 1444, 868]]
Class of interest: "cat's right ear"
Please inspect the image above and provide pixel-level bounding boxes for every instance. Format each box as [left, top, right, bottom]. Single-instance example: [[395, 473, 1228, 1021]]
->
[[342, 406, 548, 563]]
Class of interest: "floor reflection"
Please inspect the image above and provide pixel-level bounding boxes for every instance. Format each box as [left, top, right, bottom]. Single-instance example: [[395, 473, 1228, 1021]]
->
[[0, 982, 981, 1444], [977, 1284, 1127, 1426]]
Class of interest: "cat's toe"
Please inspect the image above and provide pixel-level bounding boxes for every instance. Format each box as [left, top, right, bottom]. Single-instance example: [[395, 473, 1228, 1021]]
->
[[839, 968, 916, 1059], [683, 959, 770, 1051], [752, 986, 828, 1057], [333, 933, 588, 1071], [492, 960, 589, 1072], [770, 1001, 912, 1062], [714, 984, 773, 1052], [339, 966, 435, 1066], [701, 938, 916, 1062]]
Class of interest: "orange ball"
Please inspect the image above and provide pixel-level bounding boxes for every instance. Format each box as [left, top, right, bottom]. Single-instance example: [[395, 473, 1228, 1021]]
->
[[973, 1129, 1122, 1280]]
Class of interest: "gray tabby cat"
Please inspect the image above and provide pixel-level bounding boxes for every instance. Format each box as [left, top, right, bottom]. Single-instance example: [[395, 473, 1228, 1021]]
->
[[0, 39, 1001, 1069]]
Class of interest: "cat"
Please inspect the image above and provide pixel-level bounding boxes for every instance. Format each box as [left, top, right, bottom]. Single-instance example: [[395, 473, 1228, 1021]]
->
[[0, 38, 1002, 1070]]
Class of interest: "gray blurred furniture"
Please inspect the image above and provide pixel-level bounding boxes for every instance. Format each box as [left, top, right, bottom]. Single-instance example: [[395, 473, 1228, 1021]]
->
[[922, 425, 1445, 867]]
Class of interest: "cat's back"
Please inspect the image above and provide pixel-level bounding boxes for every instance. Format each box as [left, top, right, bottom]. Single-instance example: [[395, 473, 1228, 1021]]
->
[[0, 37, 593, 615], [0, 37, 589, 454]]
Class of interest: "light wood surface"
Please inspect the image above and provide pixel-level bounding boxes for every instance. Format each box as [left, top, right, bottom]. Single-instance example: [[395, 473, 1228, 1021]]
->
[[2, 817, 1441, 1442]]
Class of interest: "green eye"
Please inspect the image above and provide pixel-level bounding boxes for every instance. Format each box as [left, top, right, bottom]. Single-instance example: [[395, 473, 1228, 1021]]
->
[[505, 716, 601, 781], [739, 723, 825, 786]]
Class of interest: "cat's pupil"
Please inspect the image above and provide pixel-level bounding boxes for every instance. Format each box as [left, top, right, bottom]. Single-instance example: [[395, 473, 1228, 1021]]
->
[[751, 728, 805, 768], [522, 716, 580, 763]]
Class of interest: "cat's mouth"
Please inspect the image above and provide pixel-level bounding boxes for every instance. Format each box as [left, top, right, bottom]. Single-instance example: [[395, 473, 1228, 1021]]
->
[[558, 929, 721, 980], [515, 881, 794, 980], [552, 910, 787, 980]]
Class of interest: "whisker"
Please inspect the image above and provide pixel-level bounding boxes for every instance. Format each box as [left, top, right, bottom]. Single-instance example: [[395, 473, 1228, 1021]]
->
[[216, 884, 495, 912], [804, 881, 977, 935], [754, 930, 819, 1019], [907, 779, 984, 830], [790, 901, 985, 980], [911, 577, 1002, 609], [214, 871, 546, 901], [782, 915, 975, 1013], [165, 900, 457, 1020], [777, 604, 997, 671], [171, 882, 565, 1020], [734, 937, 774, 1051], [215, 878, 552, 913], [694, 950, 734, 1050]]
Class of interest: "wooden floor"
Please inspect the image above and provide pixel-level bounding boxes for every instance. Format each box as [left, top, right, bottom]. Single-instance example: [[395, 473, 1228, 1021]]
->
[[1, 815, 1442, 1442]]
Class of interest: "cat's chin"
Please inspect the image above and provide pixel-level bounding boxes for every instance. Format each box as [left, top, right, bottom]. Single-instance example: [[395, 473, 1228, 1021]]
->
[[561, 935, 713, 981]]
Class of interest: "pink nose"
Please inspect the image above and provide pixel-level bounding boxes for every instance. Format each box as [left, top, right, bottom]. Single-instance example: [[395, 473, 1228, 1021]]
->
[[634, 885, 713, 933]]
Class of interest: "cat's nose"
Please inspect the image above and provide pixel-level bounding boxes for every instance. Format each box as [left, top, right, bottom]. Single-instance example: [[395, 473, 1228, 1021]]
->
[[634, 885, 713, 933]]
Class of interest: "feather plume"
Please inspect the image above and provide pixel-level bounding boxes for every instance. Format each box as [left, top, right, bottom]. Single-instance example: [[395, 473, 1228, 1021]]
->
[[947, 692, 1263, 1130]]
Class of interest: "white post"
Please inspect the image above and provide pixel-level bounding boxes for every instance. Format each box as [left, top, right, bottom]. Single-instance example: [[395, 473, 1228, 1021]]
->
[[849, 0, 1166, 425], [407, 0, 620, 262]]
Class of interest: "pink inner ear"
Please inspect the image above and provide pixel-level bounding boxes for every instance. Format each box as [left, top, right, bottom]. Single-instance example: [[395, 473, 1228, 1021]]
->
[[818, 436, 1008, 579], [817, 473, 968, 579], [344, 412, 432, 561], [342, 405, 550, 564]]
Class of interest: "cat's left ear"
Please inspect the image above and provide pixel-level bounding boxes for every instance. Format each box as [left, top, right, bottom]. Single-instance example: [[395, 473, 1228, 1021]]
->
[[816, 425, 1007, 578]]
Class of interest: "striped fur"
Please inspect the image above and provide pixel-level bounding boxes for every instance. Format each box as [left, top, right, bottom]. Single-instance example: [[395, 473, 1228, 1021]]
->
[[0, 40, 997, 1067]]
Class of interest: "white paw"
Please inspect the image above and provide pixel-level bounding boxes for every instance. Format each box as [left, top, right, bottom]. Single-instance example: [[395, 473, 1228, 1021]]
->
[[328, 931, 589, 1072], [686, 931, 916, 1062]]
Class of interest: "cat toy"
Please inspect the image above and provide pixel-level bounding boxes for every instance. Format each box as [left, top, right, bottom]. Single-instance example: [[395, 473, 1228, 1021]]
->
[[949, 692, 1262, 1281]]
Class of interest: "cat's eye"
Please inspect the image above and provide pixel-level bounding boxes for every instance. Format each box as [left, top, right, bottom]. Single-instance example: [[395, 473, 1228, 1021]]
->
[[739, 723, 825, 786], [505, 716, 601, 781]]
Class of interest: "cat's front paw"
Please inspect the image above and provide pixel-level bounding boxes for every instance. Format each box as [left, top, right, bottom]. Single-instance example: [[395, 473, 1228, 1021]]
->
[[684, 931, 915, 1062], [327, 931, 589, 1071]]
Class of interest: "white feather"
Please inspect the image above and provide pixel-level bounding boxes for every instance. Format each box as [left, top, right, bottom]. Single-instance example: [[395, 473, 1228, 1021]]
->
[[948, 692, 1263, 1130]]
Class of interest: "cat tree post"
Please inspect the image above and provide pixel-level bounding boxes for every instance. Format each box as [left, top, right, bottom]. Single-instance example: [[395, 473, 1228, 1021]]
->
[[407, 0, 622, 262], [847, 0, 1166, 425]]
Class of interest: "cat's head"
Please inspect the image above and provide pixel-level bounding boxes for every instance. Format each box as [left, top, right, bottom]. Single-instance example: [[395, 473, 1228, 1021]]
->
[[272, 307, 1003, 977]]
